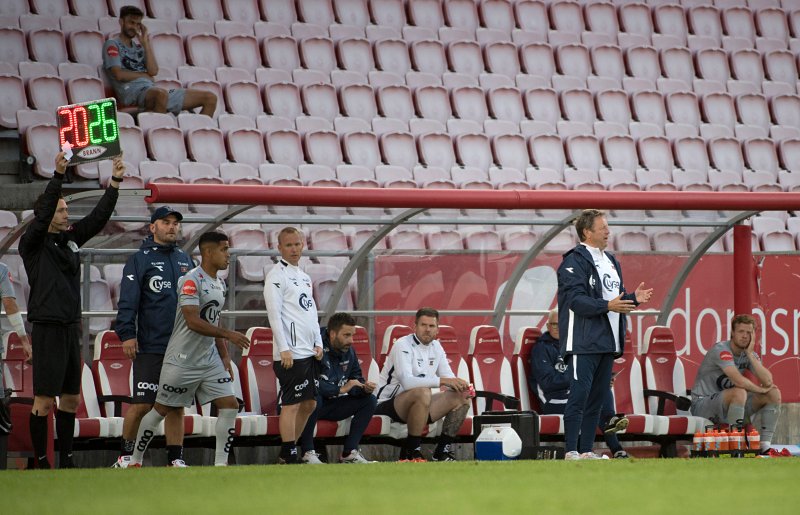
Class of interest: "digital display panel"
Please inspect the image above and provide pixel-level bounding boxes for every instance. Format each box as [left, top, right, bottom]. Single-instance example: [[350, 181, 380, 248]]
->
[[56, 97, 121, 166]]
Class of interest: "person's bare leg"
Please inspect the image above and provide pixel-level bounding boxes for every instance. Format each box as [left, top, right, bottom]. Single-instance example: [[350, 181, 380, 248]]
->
[[182, 89, 217, 116]]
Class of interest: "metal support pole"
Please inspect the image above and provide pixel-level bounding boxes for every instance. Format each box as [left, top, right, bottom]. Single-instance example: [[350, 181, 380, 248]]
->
[[732, 223, 754, 316]]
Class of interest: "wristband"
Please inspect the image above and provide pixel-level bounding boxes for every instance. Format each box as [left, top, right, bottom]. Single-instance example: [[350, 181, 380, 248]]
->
[[8, 311, 26, 337], [110, 176, 124, 183]]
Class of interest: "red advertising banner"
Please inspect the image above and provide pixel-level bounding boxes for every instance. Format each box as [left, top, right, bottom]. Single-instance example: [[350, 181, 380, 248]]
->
[[374, 253, 800, 402]]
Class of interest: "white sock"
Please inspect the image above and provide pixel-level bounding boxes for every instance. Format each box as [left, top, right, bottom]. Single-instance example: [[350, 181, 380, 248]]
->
[[131, 409, 165, 464], [214, 409, 237, 466]]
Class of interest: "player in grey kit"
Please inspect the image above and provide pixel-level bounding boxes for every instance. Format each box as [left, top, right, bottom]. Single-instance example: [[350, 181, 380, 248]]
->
[[127, 232, 250, 467], [691, 314, 781, 454]]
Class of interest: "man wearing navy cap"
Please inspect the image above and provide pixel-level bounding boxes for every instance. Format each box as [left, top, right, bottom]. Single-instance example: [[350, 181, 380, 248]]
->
[[112, 206, 193, 468]]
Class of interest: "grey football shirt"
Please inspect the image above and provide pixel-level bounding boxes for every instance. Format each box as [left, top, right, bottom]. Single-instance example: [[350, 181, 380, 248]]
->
[[0, 262, 15, 299], [164, 266, 226, 369], [691, 340, 757, 397]]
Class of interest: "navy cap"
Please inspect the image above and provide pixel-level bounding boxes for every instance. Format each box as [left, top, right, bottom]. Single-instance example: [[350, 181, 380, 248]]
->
[[150, 206, 183, 223]]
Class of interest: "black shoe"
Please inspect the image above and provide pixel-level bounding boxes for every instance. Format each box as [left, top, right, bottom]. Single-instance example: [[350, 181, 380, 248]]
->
[[59, 459, 76, 469], [604, 414, 629, 434], [398, 448, 427, 462], [30, 458, 51, 470], [278, 453, 300, 465], [431, 450, 457, 462]]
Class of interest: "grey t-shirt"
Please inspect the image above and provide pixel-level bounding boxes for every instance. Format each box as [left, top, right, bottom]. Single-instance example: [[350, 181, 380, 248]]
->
[[691, 340, 757, 397], [102, 37, 154, 97], [164, 266, 226, 369], [0, 262, 15, 299]]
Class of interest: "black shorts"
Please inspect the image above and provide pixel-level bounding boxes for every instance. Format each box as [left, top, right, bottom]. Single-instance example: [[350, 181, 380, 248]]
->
[[32, 323, 81, 397], [132, 353, 164, 404], [274, 356, 319, 406], [374, 397, 404, 423]]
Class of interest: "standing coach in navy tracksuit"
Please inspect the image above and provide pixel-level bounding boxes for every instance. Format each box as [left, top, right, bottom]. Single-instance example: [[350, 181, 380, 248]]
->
[[557, 209, 653, 460], [111, 206, 193, 468]]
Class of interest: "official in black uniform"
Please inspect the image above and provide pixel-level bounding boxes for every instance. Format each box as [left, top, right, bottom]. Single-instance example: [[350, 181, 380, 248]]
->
[[19, 151, 125, 469]]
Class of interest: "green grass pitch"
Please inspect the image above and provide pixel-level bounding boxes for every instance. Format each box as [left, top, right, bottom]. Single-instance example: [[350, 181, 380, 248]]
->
[[1, 459, 797, 515]]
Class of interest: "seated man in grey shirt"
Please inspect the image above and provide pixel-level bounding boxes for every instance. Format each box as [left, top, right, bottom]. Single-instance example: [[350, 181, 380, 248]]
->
[[102, 5, 216, 116]]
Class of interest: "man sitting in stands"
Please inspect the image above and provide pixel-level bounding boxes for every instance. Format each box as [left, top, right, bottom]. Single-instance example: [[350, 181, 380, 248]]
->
[[103, 5, 216, 116], [691, 314, 781, 455]]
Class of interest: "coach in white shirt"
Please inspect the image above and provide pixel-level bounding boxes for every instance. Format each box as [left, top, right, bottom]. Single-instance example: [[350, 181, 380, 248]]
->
[[376, 307, 472, 462], [265, 227, 323, 464]]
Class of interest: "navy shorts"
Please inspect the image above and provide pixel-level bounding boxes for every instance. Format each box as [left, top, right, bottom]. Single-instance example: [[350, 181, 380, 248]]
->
[[274, 357, 319, 406], [32, 323, 81, 397], [132, 353, 164, 404]]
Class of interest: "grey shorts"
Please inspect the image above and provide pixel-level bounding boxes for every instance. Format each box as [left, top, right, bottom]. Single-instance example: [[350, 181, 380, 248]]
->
[[119, 82, 186, 115], [691, 390, 756, 424], [156, 362, 234, 408]]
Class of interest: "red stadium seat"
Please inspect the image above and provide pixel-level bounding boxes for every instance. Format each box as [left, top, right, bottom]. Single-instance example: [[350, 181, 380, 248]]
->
[[468, 325, 517, 415], [91, 330, 132, 418], [641, 326, 709, 434]]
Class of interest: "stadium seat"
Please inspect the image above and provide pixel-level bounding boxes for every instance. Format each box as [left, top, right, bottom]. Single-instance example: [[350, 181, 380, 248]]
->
[[0, 75, 27, 129], [265, 129, 304, 169], [414, 85, 452, 126], [609, 344, 666, 438], [763, 50, 798, 94], [641, 326, 710, 435], [339, 83, 378, 123], [25, 123, 61, 179], [149, 33, 187, 72], [91, 330, 132, 418], [630, 90, 667, 138], [468, 325, 517, 415], [222, 35, 261, 76], [27, 75, 67, 114], [688, 5, 723, 49], [744, 137, 782, 179], [176, 161, 217, 184], [185, 127, 227, 168], [729, 49, 764, 94], [666, 91, 702, 138], [736, 93, 771, 139], [238, 327, 280, 435], [623, 45, 659, 93], [491, 133, 531, 177], [653, 4, 689, 48], [227, 128, 267, 170], [73, 362, 121, 439], [342, 131, 381, 169], [186, 33, 225, 72], [66, 29, 104, 67], [618, 3, 653, 48], [559, 88, 595, 136], [583, 1, 618, 46], [548, 0, 583, 45], [522, 88, 560, 137], [614, 230, 652, 252], [722, 6, 756, 49], [529, 134, 567, 178], [230, 227, 269, 282]]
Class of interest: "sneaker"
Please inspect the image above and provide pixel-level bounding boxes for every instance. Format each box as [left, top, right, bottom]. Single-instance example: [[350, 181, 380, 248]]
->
[[301, 450, 324, 464], [168, 459, 188, 467], [112, 455, 137, 469], [398, 448, 427, 462], [340, 449, 376, 464], [604, 414, 629, 434], [564, 451, 581, 461], [431, 451, 457, 462], [579, 452, 609, 460], [613, 450, 630, 459]]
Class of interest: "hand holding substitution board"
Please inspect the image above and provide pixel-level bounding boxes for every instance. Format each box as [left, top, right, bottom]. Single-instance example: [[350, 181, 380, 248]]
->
[[57, 97, 122, 166]]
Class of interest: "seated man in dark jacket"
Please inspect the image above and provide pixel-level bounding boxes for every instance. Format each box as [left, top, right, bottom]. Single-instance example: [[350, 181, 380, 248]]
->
[[298, 312, 377, 464], [529, 308, 630, 458]]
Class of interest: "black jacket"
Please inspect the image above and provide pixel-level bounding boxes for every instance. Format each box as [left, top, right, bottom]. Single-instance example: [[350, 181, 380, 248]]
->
[[20, 174, 119, 325], [114, 237, 193, 353], [557, 244, 637, 358], [317, 327, 368, 400]]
